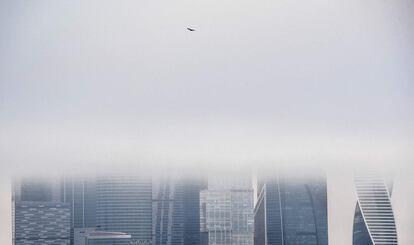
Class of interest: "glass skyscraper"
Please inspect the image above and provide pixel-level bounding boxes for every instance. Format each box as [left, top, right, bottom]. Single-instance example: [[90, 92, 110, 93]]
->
[[13, 177, 71, 245], [96, 175, 153, 245], [15, 177, 62, 202], [62, 177, 97, 244], [201, 176, 254, 245], [153, 176, 205, 245], [254, 173, 328, 245], [14, 201, 71, 245]]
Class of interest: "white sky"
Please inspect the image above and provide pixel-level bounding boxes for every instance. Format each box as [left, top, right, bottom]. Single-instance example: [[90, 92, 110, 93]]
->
[[0, 0, 413, 243]]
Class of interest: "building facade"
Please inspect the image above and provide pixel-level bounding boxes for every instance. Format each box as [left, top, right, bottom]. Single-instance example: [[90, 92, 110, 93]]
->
[[13, 177, 71, 245], [254, 173, 328, 245], [96, 175, 153, 245], [62, 177, 97, 244], [153, 176, 205, 245], [14, 201, 71, 245], [201, 176, 254, 245], [352, 175, 398, 245]]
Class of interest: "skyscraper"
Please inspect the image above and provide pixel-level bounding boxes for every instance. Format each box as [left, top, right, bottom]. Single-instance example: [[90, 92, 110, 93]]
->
[[153, 176, 205, 245], [201, 176, 254, 245], [15, 177, 62, 202], [13, 177, 71, 245], [183, 178, 205, 245], [14, 201, 71, 245], [254, 173, 328, 245], [200, 191, 209, 245], [62, 177, 97, 244], [352, 175, 398, 245], [96, 175, 153, 245]]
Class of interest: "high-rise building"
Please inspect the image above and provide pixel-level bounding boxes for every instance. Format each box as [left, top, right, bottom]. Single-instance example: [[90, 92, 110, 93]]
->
[[201, 176, 254, 245], [183, 178, 205, 245], [14, 201, 71, 245], [62, 177, 97, 244], [352, 175, 397, 245], [254, 173, 328, 245], [12, 177, 71, 245], [96, 175, 153, 245], [153, 176, 205, 245], [14, 177, 62, 202], [200, 191, 209, 245]]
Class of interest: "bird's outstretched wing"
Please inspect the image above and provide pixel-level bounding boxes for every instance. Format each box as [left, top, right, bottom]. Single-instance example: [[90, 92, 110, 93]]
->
[[187, 28, 195, 31]]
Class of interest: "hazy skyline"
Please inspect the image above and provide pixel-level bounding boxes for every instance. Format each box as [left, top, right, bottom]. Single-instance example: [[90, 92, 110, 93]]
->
[[1, 0, 414, 244]]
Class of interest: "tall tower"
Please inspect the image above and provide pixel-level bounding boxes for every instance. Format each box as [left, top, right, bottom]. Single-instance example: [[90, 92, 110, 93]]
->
[[96, 175, 152, 245], [182, 178, 205, 245], [353, 175, 398, 245], [201, 176, 254, 245], [62, 177, 97, 244], [12, 177, 71, 245], [152, 176, 204, 245], [254, 173, 328, 245]]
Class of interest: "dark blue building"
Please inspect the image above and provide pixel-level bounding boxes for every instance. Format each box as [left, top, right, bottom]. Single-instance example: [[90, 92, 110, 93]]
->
[[254, 174, 328, 245], [62, 177, 97, 244], [153, 176, 205, 245]]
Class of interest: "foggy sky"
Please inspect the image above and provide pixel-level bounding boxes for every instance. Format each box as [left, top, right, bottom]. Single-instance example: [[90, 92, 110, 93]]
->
[[1, 0, 414, 174], [0, 0, 414, 243]]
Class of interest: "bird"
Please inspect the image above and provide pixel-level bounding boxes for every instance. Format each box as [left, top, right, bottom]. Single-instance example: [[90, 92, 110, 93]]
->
[[187, 28, 195, 31]]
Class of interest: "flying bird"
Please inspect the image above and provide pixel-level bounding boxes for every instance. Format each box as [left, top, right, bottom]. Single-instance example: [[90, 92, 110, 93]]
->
[[187, 28, 195, 31]]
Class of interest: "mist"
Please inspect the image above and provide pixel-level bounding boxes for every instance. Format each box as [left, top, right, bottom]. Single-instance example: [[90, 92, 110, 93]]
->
[[1, 0, 413, 175], [1, 0, 414, 243]]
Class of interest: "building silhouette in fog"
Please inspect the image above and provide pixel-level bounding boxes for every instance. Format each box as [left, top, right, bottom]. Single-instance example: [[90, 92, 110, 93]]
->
[[62, 177, 97, 244], [352, 175, 397, 245], [14, 201, 71, 245], [12, 177, 70, 245], [201, 176, 254, 245], [95, 175, 153, 245], [153, 176, 205, 245], [254, 173, 328, 245]]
